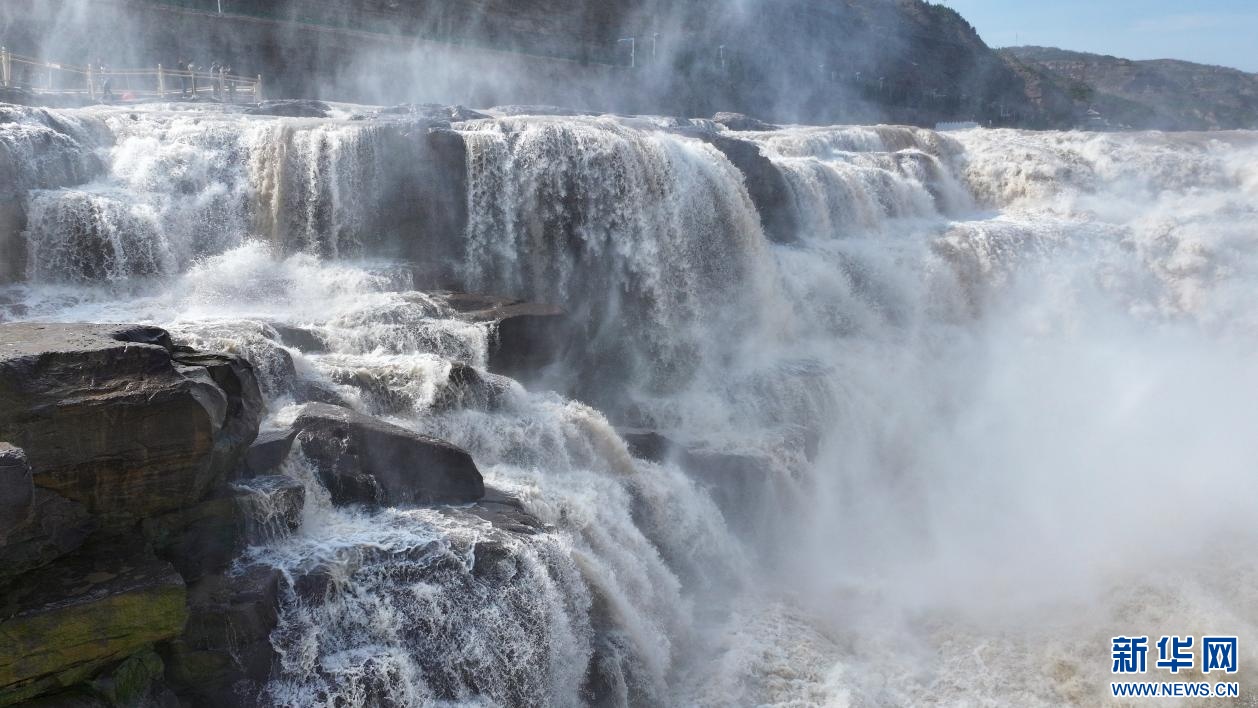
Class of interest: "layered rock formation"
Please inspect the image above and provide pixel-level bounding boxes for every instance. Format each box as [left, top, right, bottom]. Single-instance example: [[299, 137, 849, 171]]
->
[[0, 324, 262, 705], [1005, 46, 1258, 131], [0, 317, 553, 705]]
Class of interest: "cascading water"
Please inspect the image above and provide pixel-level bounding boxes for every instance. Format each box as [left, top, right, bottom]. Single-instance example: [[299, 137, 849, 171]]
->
[[2, 102, 1257, 706]]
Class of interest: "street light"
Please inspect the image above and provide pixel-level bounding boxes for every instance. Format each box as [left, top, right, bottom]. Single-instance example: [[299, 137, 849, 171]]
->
[[618, 37, 636, 69], [652, 33, 660, 61]]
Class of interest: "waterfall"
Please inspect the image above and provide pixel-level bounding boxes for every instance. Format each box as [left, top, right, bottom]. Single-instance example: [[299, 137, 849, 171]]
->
[[3, 105, 1258, 706]]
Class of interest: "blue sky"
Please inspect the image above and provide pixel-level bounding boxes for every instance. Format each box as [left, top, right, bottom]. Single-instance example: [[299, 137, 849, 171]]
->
[[936, 0, 1258, 72]]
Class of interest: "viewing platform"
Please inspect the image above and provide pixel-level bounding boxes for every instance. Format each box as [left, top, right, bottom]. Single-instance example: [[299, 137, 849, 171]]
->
[[0, 46, 262, 105]]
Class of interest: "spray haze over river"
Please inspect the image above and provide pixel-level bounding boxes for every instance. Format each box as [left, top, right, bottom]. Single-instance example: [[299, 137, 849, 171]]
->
[[2, 102, 1257, 705]]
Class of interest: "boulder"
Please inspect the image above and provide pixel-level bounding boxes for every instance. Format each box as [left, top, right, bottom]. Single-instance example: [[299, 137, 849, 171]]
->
[[675, 130, 800, 244], [266, 323, 328, 354], [239, 428, 297, 478], [432, 362, 511, 412], [0, 324, 263, 526], [712, 112, 780, 132], [0, 539, 187, 705], [453, 487, 546, 537], [443, 293, 570, 379], [292, 403, 484, 507], [160, 564, 282, 706]]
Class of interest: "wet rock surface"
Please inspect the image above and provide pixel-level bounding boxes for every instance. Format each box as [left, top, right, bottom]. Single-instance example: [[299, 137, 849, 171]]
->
[[443, 293, 571, 379], [0, 486, 95, 588], [674, 129, 800, 244], [293, 402, 485, 507], [0, 323, 262, 525], [0, 538, 187, 705], [0, 324, 274, 706]]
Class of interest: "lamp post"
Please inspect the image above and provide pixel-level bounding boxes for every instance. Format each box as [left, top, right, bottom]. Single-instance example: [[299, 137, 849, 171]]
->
[[651, 33, 659, 61], [618, 37, 635, 68]]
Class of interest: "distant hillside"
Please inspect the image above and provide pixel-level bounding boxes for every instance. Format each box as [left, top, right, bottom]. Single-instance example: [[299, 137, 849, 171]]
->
[[1004, 46, 1258, 130], [2, 0, 1078, 128]]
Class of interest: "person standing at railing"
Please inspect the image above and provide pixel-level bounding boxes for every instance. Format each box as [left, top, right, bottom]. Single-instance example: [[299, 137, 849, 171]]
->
[[225, 64, 236, 102], [209, 62, 220, 99], [99, 61, 114, 102], [95, 60, 114, 103], [177, 58, 190, 97]]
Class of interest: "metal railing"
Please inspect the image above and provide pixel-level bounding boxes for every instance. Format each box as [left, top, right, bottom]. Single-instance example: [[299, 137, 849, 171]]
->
[[0, 46, 262, 104]]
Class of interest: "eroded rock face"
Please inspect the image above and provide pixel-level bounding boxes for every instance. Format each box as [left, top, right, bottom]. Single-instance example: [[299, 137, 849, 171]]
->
[[293, 403, 485, 507], [0, 323, 262, 526], [0, 538, 187, 705], [0, 487, 95, 587], [160, 564, 284, 706], [674, 129, 800, 245], [443, 293, 570, 379]]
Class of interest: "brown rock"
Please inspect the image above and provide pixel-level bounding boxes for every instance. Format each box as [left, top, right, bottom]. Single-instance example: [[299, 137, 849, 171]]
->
[[0, 324, 262, 526]]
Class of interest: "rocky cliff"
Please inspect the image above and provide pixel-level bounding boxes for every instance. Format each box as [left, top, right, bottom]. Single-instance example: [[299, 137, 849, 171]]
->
[[1004, 46, 1258, 131], [1, 0, 1076, 127], [0, 308, 563, 704]]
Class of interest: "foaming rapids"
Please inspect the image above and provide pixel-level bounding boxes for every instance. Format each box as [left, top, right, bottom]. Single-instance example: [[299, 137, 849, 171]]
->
[[2, 104, 1258, 705]]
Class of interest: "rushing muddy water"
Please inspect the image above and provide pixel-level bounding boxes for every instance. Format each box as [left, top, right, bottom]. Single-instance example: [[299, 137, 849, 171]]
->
[[3, 103, 1257, 705]]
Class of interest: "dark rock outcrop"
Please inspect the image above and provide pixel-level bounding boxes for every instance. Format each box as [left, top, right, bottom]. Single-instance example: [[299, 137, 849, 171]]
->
[[266, 323, 329, 354], [239, 428, 299, 477], [443, 293, 571, 379], [0, 486, 95, 588], [143, 475, 304, 584], [233, 475, 306, 542], [292, 403, 484, 507], [675, 130, 800, 245], [160, 564, 283, 706], [618, 428, 679, 463], [0, 539, 187, 705], [0, 324, 263, 526], [432, 362, 511, 412], [453, 487, 547, 537], [0, 444, 33, 538], [0, 324, 277, 706]]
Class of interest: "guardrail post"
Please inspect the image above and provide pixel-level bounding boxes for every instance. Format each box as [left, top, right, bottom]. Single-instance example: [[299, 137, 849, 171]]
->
[[158, 64, 165, 98], [256, 74, 262, 102], [86, 63, 95, 101], [1, 47, 9, 88]]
